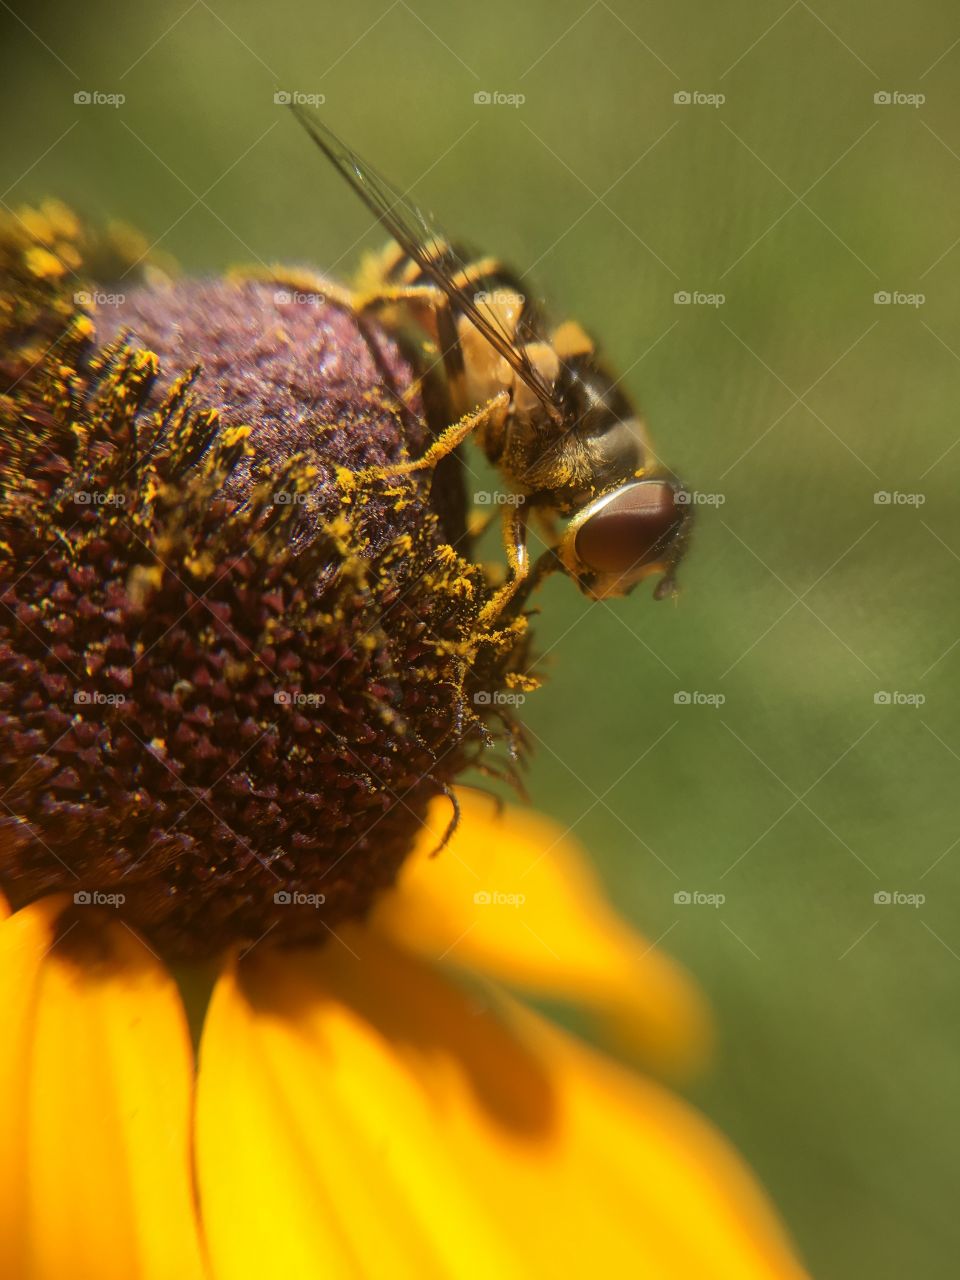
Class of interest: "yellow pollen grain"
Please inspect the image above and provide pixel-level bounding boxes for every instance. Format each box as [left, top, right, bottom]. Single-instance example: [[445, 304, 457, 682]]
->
[[184, 551, 216, 578], [335, 466, 356, 500], [126, 564, 163, 608], [42, 199, 81, 239], [506, 671, 540, 692], [56, 242, 83, 271], [24, 246, 66, 279], [221, 425, 251, 449], [17, 207, 54, 241]]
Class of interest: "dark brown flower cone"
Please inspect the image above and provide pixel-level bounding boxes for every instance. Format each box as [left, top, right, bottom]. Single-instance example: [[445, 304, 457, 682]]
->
[[0, 206, 535, 958]]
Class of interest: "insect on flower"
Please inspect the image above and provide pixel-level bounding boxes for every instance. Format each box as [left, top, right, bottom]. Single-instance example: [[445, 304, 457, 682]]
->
[[289, 105, 692, 618]]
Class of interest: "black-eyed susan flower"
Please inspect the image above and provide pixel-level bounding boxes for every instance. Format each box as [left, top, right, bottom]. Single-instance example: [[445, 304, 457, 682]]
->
[[0, 204, 809, 1279]]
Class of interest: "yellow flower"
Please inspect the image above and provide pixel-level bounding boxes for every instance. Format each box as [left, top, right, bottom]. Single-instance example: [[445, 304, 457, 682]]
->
[[0, 210, 808, 1278], [0, 790, 807, 1280]]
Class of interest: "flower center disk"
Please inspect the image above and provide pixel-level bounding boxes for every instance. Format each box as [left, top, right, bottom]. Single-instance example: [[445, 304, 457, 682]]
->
[[0, 224, 532, 959]]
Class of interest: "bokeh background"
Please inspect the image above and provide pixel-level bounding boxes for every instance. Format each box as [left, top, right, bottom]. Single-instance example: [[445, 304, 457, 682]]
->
[[2, 1, 959, 1275]]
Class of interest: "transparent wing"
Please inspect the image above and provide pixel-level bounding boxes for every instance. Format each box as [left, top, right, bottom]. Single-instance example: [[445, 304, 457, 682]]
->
[[290, 102, 561, 418]]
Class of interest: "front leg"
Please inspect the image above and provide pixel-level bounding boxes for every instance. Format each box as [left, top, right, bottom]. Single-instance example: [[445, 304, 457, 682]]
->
[[479, 502, 531, 624], [358, 392, 508, 480]]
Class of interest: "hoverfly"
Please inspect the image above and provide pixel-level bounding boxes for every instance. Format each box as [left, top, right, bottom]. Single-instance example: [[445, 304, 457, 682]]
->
[[290, 105, 691, 619]]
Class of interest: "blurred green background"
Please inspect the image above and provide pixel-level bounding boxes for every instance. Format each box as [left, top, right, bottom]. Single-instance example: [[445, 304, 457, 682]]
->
[[2, 1, 959, 1274]]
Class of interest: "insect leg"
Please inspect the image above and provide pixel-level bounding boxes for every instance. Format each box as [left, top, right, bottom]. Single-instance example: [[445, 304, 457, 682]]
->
[[353, 281, 468, 405], [508, 546, 563, 615], [533, 508, 562, 543], [478, 502, 531, 624], [358, 392, 508, 480], [228, 265, 443, 324], [227, 265, 359, 311], [354, 282, 444, 310]]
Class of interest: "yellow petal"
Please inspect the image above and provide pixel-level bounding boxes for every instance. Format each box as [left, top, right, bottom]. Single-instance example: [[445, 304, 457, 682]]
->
[[197, 930, 807, 1280], [371, 788, 709, 1074], [0, 897, 208, 1280]]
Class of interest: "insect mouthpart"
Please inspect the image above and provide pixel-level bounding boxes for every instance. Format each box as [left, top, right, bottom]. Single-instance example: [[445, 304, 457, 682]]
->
[[558, 478, 690, 601]]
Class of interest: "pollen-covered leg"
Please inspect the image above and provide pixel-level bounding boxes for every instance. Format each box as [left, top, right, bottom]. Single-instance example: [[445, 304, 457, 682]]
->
[[353, 281, 447, 313], [353, 283, 469, 409], [359, 392, 508, 480], [479, 502, 531, 624], [227, 265, 358, 312]]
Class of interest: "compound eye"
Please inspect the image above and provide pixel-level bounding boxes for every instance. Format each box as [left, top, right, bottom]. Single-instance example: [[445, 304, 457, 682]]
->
[[574, 481, 681, 576]]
